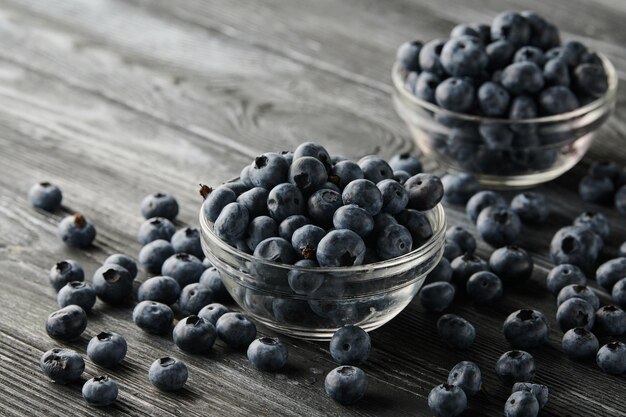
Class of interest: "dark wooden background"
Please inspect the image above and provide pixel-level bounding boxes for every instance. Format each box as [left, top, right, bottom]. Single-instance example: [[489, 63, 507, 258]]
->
[[0, 0, 625, 416]]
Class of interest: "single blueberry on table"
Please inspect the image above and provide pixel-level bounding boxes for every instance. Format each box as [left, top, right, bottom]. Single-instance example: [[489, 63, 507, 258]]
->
[[278, 215, 310, 241], [293, 142, 332, 170], [595, 257, 626, 292], [140, 193, 178, 221], [612, 278, 626, 310], [503, 309, 550, 349], [161, 253, 206, 288], [511, 382, 549, 409], [441, 173, 480, 206], [254, 237, 298, 265], [57, 281, 96, 312], [396, 209, 433, 248], [316, 229, 366, 267], [28, 182, 62, 211], [616, 185, 626, 215], [248, 152, 289, 190], [561, 327, 600, 360], [466, 271, 503, 304], [486, 40, 516, 70], [545, 264, 586, 295], [445, 226, 476, 255], [307, 189, 343, 227], [539, 86, 579, 115], [333, 205, 374, 238], [202, 184, 237, 222], [199, 267, 230, 302], [389, 153, 422, 176], [138, 275, 181, 305], [246, 216, 278, 251], [49, 260, 84, 292], [495, 350, 535, 385], [419, 282, 455, 313], [170, 227, 204, 260], [149, 357, 188, 391], [440, 36, 488, 77], [491, 11, 531, 46], [247, 337, 289, 372], [137, 217, 175, 245], [435, 77, 475, 113], [87, 332, 127, 368], [573, 211, 610, 241], [425, 257, 453, 284], [291, 224, 327, 259], [513, 46, 546, 67], [451, 253, 489, 287], [447, 361, 481, 398], [543, 58, 570, 86], [465, 190, 506, 224], [132, 300, 174, 334], [325, 366, 368, 406], [267, 183, 305, 223], [404, 173, 444, 211], [596, 341, 626, 375], [46, 305, 87, 341], [501, 62, 544, 95], [104, 253, 138, 279], [173, 315, 217, 353], [588, 160, 621, 184], [549, 225, 603, 272], [214, 202, 250, 244], [237, 187, 270, 218], [594, 305, 626, 337], [93, 264, 133, 304], [40, 348, 84, 384], [478, 81, 510, 117], [396, 40, 423, 72], [216, 312, 257, 349], [573, 63, 608, 98], [82, 375, 118, 407], [557, 284, 600, 310], [179, 283, 214, 315], [489, 246, 534, 285], [579, 174, 615, 205], [437, 314, 475, 350], [198, 303, 230, 326], [58, 213, 96, 248], [329, 325, 371, 366], [556, 298, 595, 332], [477, 205, 522, 248], [289, 156, 328, 194], [427, 383, 467, 417], [504, 390, 539, 417], [510, 192, 549, 224], [419, 38, 447, 76], [138, 239, 175, 274]]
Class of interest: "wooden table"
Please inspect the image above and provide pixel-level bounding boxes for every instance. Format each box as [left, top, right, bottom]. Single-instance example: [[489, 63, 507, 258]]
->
[[0, 1, 625, 416]]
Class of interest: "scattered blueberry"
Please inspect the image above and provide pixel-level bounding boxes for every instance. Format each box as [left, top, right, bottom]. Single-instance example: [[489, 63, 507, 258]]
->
[[425, 258, 453, 284], [557, 284, 600, 310], [504, 390, 539, 417], [49, 260, 84, 292], [28, 182, 62, 211], [58, 214, 96, 248], [476, 205, 522, 247], [546, 264, 586, 295], [325, 366, 368, 406], [46, 305, 87, 341], [198, 303, 230, 326], [612, 278, 626, 309], [132, 300, 174, 334], [40, 348, 84, 384], [92, 264, 133, 304], [148, 357, 188, 391], [510, 192, 549, 223], [489, 246, 533, 285], [137, 217, 175, 245], [427, 383, 467, 417], [594, 305, 626, 337], [511, 382, 549, 409], [389, 153, 422, 176], [445, 226, 476, 255], [615, 186, 626, 214], [447, 361, 481, 398], [247, 337, 289, 372], [82, 375, 118, 407], [573, 211, 610, 241], [161, 253, 205, 288], [87, 332, 127, 368], [495, 350, 535, 384], [451, 253, 489, 287], [104, 253, 138, 279], [170, 228, 204, 259], [137, 275, 181, 305], [579, 174, 614, 205], [57, 281, 96, 312], [466, 271, 503, 304], [173, 315, 217, 353], [441, 173, 480, 205], [216, 312, 257, 348], [503, 309, 550, 349], [550, 225, 603, 272], [437, 314, 475, 349], [596, 341, 626, 374], [199, 267, 230, 302], [419, 282, 455, 312], [595, 257, 626, 292], [140, 193, 178, 220], [562, 327, 599, 360], [138, 239, 175, 274], [466, 190, 506, 224], [556, 298, 595, 331]]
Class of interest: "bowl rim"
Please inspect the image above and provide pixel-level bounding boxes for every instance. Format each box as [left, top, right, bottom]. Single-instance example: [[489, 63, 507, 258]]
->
[[391, 52, 618, 124], [199, 200, 446, 275]]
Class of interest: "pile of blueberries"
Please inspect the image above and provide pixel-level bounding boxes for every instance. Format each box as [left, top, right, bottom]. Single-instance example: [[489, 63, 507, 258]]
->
[[578, 160, 626, 215], [29, 182, 376, 407], [395, 11, 610, 176], [419, 172, 626, 416]]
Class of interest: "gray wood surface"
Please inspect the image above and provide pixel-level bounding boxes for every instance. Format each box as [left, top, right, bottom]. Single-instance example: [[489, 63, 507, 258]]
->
[[0, 0, 625, 416]]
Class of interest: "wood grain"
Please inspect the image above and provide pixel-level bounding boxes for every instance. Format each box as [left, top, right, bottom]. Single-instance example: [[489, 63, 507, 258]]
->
[[0, 0, 625, 416]]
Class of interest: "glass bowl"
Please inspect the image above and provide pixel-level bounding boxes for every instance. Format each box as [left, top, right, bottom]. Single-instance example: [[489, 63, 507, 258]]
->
[[199, 199, 446, 341], [392, 53, 618, 188]]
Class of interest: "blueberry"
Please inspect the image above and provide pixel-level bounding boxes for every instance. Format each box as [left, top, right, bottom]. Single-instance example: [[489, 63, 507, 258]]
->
[[389, 153, 422, 176], [466, 271, 503, 304], [179, 283, 214, 315], [214, 202, 250, 243], [170, 228, 204, 259], [477, 82, 510, 117], [596, 341, 626, 374], [138, 239, 175, 274], [512, 383, 549, 411], [289, 156, 328, 193], [46, 305, 87, 341], [451, 253, 489, 287], [248, 152, 289, 190], [267, 183, 305, 223], [561, 327, 600, 360], [240, 166, 254, 188], [550, 226, 603, 272], [199, 267, 229, 302], [330, 160, 364, 190], [428, 383, 467, 417], [236, 187, 270, 218], [491, 11, 531, 46], [501, 62, 544, 95], [58, 214, 96, 248], [161, 253, 204, 288], [595, 305, 626, 336], [514, 46, 545, 67], [376, 179, 409, 215], [522, 10, 560, 49], [489, 246, 533, 285], [307, 189, 343, 227], [87, 332, 127, 368], [396, 40, 423, 71], [137, 217, 175, 245], [272, 298, 315, 324], [221, 181, 249, 196], [331, 154, 349, 164], [92, 264, 133, 304], [325, 366, 368, 405], [546, 264, 586, 295], [445, 226, 476, 255], [444, 240, 463, 261], [404, 173, 444, 211], [202, 185, 237, 222], [437, 314, 475, 349], [425, 258, 453, 284], [103, 254, 137, 280], [140, 193, 178, 220], [332, 205, 374, 238], [316, 229, 366, 267], [277, 215, 310, 241], [148, 357, 188, 391], [254, 237, 297, 265], [557, 298, 595, 331], [486, 40, 516, 70], [543, 58, 570, 86], [419, 38, 447, 76], [573, 211, 610, 241], [356, 156, 392, 184], [595, 258, 626, 292], [495, 350, 535, 384], [40, 348, 84, 384], [49, 260, 84, 292], [435, 77, 475, 113], [173, 315, 216, 353], [396, 209, 433, 247], [503, 309, 550, 349], [82, 375, 118, 407], [504, 390, 539, 417], [132, 300, 173, 334], [539, 86, 579, 115], [394, 170, 411, 186], [557, 284, 599, 310], [293, 142, 332, 170], [198, 303, 230, 325], [291, 224, 327, 259], [589, 160, 621, 184], [28, 181, 62, 211], [377, 223, 412, 260], [578, 174, 614, 205], [57, 281, 96, 312], [441, 173, 480, 206], [508, 96, 538, 135], [216, 312, 257, 348], [620, 241, 626, 258], [247, 337, 289, 372], [616, 185, 626, 215], [612, 278, 626, 309], [466, 191, 506, 223], [329, 325, 371, 366], [447, 361, 481, 399], [476, 205, 522, 247], [450, 23, 482, 41], [574, 63, 609, 99], [510, 192, 549, 223], [440, 37, 488, 77], [246, 216, 278, 251], [341, 179, 382, 216], [419, 282, 455, 312]]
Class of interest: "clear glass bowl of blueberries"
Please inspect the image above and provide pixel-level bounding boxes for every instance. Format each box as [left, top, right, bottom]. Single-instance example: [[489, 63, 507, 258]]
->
[[392, 11, 618, 188], [199, 143, 446, 340]]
